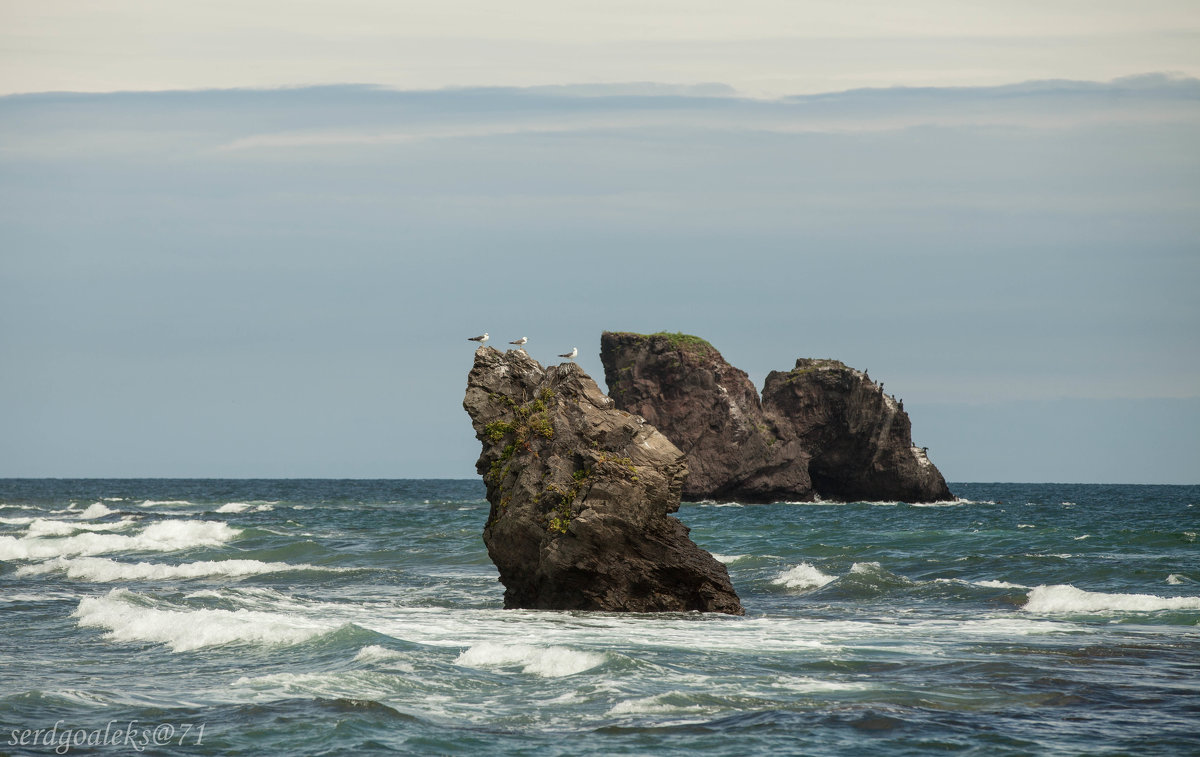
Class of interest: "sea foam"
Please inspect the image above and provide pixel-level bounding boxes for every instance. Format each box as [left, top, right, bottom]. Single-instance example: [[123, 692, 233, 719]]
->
[[711, 554, 747, 564], [353, 645, 416, 672], [76, 503, 115, 519], [606, 693, 708, 716], [454, 642, 606, 677], [1023, 584, 1200, 614], [216, 502, 275, 514], [772, 562, 837, 591], [0, 520, 240, 560], [25, 518, 138, 537], [73, 589, 337, 651], [17, 556, 338, 582]]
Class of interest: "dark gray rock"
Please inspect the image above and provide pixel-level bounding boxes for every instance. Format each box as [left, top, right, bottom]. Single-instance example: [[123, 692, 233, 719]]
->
[[600, 331, 811, 503], [762, 358, 952, 503], [601, 332, 952, 503], [463, 346, 743, 614]]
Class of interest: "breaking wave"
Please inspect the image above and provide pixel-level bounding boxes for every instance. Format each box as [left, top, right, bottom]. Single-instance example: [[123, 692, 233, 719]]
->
[[73, 589, 339, 652], [454, 642, 606, 677], [772, 562, 837, 591], [1023, 584, 1200, 614], [17, 556, 342, 582], [0, 520, 240, 560]]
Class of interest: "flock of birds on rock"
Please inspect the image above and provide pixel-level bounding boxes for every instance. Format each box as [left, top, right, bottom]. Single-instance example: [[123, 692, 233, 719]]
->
[[467, 333, 576, 361]]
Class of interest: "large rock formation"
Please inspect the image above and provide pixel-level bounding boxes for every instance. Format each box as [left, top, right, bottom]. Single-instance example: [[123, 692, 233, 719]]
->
[[762, 358, 952, 503], [601, 332, 952, 503], [463, 346, 743, 614], [601, 331, 811, 503]]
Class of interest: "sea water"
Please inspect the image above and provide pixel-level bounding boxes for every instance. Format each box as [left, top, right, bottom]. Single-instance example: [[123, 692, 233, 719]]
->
[[1, 480, 1197, 756]]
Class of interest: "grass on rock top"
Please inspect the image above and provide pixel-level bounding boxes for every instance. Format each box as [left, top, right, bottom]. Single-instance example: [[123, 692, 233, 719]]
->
[[608, 331, 718, 357]]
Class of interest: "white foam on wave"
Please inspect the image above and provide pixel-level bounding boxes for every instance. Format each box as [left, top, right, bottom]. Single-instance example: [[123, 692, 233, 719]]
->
[[711, 554, 746, 564], [230, 669, 409, 704], [973, 579, 1032, 590], [76, 503, 115, 519], [353, 645, 416, 672], [215, 502, 275, 514], [1167, 574, 1193, 585], [0, 516, 35, 525], [73, 589, 337, 651], [769, 676, 873, 693], [25, 518, 138, 538], [772, 562, 837, 591], [1023, 584, 1200, 614], [454, 642, 606, 677], [137, 500, 195, 508], [354, 644, 405, 663], [606, 692, 707, 716], [910, 498, 975, 507], [0, 520, 239, 560], [17, 556, 338, 582]]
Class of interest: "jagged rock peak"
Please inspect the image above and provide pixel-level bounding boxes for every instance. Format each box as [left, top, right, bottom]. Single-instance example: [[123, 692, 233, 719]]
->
[[463, 345, 744, 615], [601, 332, 953, 504]]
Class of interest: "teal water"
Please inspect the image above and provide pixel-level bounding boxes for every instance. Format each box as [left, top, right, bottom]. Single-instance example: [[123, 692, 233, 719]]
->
[[1, 480, 1197, 756]]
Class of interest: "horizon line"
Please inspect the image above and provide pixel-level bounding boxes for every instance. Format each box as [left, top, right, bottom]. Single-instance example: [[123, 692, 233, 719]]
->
[[2, 71, 1196, 103], [0, 476, 1196, 487]]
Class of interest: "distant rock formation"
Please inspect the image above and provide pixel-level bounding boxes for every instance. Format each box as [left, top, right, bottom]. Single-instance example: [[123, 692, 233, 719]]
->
[[600, 331, 811, 503], [462, 346, 744, 614], [601, 332, 952, 503], [762, 358, 952, 502]]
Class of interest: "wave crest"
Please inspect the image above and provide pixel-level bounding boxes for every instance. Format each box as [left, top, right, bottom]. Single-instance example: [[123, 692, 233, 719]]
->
[[772, 562, 837, 591], [73, 589, 337, 651], [0, 520, 240, 560], [1023, 584, 1200, 614], [454, 642, 605, 677]]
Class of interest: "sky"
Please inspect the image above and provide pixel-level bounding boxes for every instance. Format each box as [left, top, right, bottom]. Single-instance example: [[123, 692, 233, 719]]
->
[[1, 2, 1198, 483]]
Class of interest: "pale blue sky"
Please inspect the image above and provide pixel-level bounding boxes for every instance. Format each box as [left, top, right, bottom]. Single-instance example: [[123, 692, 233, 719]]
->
[[1, 3, 1198, 482]]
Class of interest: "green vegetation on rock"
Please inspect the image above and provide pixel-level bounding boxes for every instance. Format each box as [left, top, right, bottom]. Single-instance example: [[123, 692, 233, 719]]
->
[[606, 330, 717, 357]]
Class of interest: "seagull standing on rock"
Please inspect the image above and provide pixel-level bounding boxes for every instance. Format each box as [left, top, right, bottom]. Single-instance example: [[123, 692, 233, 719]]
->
[[468, 332, 489, 345], [509, 337, 528, 349], [559, 347, 577, 360]]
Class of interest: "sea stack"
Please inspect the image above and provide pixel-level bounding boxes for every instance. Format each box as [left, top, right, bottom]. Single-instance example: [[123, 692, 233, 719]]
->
[[462, 346, 743, 614], [762, 358, 952, 503], [600, 331, 811, 503], [601, 332, 952, 503]]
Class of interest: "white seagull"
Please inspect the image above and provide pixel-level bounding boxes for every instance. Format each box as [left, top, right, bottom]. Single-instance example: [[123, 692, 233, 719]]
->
[[558, 347, 577, 360], [468, 332, 489, 344], [509, 337, 528, 348]]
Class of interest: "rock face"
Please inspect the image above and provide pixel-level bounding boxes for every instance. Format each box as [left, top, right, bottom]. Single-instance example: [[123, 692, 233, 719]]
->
[[463, 346, 743, 614], [601, 332, 952, 503], [600, 331, 811, 504], [762, 359, 952, 503]]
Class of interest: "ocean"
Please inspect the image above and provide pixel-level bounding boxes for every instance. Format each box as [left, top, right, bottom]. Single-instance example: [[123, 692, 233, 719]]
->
[[1, 479, 1197, 756]]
